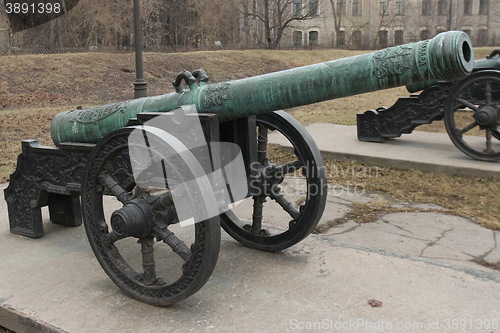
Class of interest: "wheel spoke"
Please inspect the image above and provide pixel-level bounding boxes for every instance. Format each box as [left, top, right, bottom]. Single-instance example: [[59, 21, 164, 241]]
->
[[485, 129, 494, 154], [140, 237, 157, 285], [493, 127, 500, 139], [276, 159, 303, 175], [251, 195, 265, 233], [98, 174, 134, 204], [103, 231, 122, 244], [456, 98, 479, 112], [485, 80, 492, 106], [457, 121, 478, 136], [155, 226, 192, 262], [269, 188, 300, 221], [257, 124, 269, 166]]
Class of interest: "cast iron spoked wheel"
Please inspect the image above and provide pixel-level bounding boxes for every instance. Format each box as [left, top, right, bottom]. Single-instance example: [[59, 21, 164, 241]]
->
[[82, 127, 221, 306], [220, 110, 327, 252], [444, 70, 500, 161]]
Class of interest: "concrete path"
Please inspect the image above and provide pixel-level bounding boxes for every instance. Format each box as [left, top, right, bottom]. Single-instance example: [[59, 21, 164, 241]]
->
[[270, 124, 499, 178], [1, 179, 499, 333]]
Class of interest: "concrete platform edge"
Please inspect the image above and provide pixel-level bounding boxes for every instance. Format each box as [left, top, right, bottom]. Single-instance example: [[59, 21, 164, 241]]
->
[[0, 304, 68, 333], [320, 150, 499, 178]]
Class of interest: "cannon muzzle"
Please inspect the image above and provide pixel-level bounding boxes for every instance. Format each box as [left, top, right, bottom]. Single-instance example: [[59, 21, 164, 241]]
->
[[51, 31, 473, 144]]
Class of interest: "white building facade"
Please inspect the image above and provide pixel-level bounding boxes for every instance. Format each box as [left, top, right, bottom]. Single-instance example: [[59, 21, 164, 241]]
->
[[283, 0, 500, 49]]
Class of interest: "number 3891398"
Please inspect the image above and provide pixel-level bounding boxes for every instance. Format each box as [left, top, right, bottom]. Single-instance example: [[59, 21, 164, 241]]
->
[[5, 2, 61, 14]]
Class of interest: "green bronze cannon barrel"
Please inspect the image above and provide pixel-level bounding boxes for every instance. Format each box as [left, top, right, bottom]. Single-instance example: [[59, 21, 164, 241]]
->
[[406, 48, 500, 93], [51, 31, 473, 144]]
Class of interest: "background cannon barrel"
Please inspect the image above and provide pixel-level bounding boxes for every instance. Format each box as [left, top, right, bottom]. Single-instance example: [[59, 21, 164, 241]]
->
[[406, 49, 500, 93], [51, 31, 473, 144]]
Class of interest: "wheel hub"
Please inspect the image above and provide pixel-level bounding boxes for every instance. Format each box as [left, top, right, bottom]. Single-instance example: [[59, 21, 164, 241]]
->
[[111, 199, 154, 238], [474, 105, 498, 127]]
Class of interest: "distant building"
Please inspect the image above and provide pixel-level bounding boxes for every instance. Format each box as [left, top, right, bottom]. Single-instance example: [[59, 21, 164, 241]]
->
[[282, 0, 500, 48]]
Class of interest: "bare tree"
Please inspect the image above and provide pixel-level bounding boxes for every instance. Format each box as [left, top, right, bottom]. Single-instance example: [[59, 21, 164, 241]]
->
[[239, 0, 315, 49], [329, 0, 346, 47], [188, 0, 241, 49], [156, 0, 198, 49], [140, 0, 167, 47], [13, 0, 133, 49]]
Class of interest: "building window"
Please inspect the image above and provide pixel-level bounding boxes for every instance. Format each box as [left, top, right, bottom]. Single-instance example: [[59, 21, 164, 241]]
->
[[336, 31, 346, 47], [422, 0, 431, 15], [352, 30, 362, 48], [420, 30, 431, 40], [309, 31, 319, 46], [309, 0, 319, 16], [438, 0, 448, 15], [380, 0, 389, 15], [293, 31, 303, 47], [464, 0, 473, 15], [395, 0, 404, 15], [352, 0, 362, 15], [293, 0, 303, 18], [478, 29, 488, 45], [395, 30, 404, 44], [378, 30, 388, 46], [336, 0, 346, 16], [479, 0, 489, 14]]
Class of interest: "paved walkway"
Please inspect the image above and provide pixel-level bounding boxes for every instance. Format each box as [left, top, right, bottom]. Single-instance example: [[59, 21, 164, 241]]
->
[[1, 174, 499, 332], [270, 124, 499, 178], [1, 123, 499, 332]]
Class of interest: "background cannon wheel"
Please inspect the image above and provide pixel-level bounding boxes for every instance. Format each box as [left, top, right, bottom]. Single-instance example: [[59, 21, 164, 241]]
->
[[444, 70, 500, 161], [220, 111, 327, 252], [82, 128, 221, 306]]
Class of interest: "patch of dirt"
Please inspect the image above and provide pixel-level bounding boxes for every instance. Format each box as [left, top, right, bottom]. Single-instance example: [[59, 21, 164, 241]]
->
[[0, 92, 69, 108], [471, 258, 500, 271], [0, 50, 295, 110]]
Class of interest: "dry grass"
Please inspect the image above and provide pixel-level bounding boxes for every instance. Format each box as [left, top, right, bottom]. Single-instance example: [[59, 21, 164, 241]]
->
[[269, 144, 499, 230], [0, 106, 64, 181], [289, 86, 409, 126], [0, 47, 498, 230], [325, 159, 499, 229]]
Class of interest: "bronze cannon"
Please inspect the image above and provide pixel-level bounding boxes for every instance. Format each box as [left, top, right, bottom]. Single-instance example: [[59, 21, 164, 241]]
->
[[5, 31, 473, 306], [358, 48, 499, 162]]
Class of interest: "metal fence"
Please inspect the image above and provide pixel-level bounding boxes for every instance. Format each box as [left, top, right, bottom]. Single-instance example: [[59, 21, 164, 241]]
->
[[0, 41, 371, 57]]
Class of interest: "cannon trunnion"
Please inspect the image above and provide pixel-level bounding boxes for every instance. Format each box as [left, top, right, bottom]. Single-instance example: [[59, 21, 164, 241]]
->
[[5, 31, 474, 306]]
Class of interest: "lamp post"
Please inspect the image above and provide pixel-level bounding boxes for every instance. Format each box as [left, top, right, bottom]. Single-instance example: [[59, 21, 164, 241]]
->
[[133, 0, 147, 98]]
